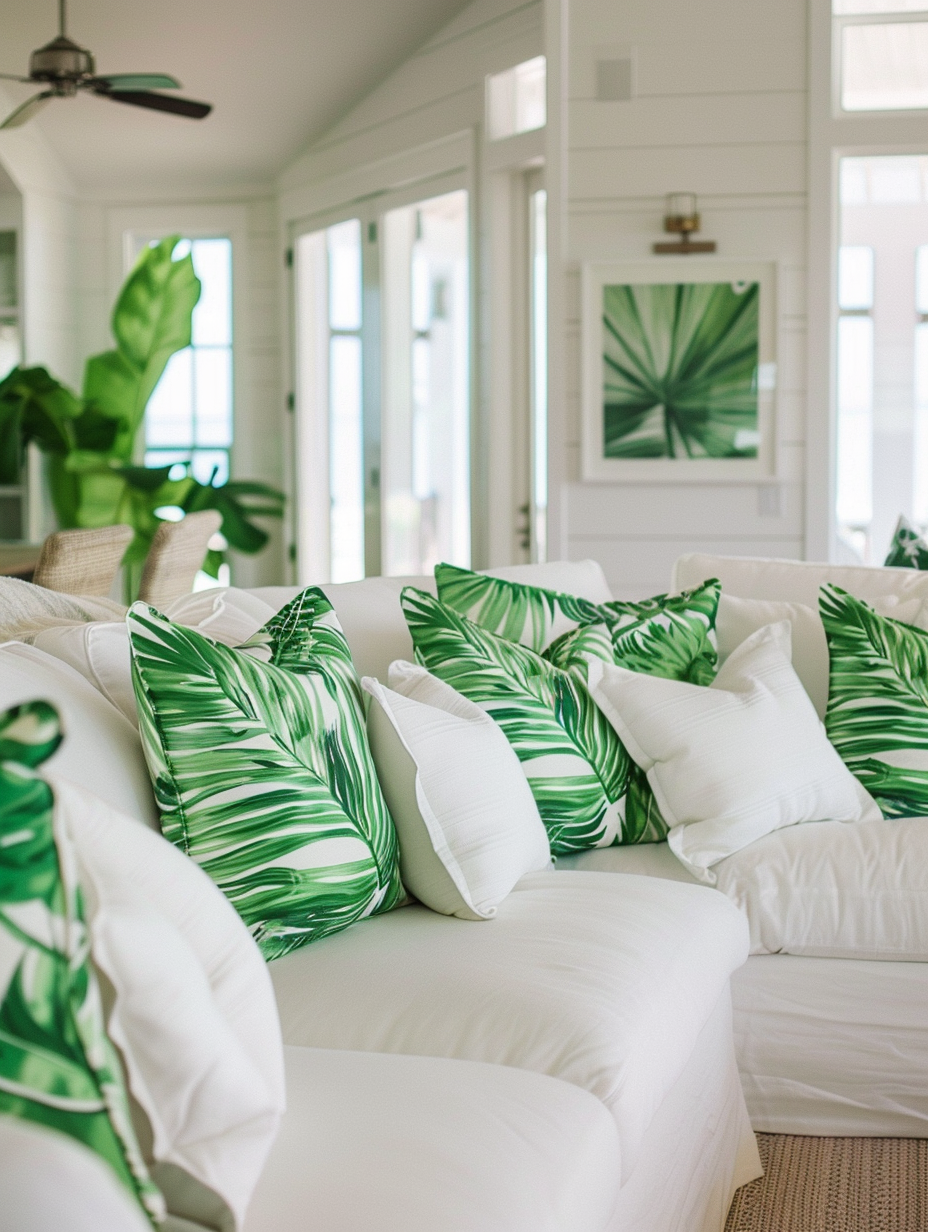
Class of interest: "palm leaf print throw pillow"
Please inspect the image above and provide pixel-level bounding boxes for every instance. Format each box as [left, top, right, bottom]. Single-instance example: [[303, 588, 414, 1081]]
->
[[884, 514, 928, 569], [402, 586, 666, 853], [0, 700, 163, 1225], [822, 582, 928, 818], [434, 563, 720, 684], [128, 587, 404, 961]]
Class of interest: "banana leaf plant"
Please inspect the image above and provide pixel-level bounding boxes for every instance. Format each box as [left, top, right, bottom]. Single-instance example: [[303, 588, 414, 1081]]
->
[[0, 235, 284, 591]]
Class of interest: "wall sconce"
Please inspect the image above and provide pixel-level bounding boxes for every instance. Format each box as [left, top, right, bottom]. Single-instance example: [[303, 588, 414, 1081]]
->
[[653, 193, 716, 254]]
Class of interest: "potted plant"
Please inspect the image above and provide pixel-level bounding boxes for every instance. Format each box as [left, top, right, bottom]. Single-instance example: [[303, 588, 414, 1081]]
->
[[0, 235, 285, 593]]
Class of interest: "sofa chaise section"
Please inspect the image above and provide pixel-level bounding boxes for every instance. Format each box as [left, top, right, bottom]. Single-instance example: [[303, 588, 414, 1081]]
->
[[268, 869, 752, 1185]]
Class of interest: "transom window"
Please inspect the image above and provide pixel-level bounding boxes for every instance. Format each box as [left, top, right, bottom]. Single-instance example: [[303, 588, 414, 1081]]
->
[[834, 0, 928, 111]]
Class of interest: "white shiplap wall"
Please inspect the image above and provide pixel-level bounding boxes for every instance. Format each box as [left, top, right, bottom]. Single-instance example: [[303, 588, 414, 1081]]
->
[[561, 0, 808, 598]]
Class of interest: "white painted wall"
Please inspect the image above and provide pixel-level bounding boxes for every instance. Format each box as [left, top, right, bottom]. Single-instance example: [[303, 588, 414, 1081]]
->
[[558, 0, 808, 598]]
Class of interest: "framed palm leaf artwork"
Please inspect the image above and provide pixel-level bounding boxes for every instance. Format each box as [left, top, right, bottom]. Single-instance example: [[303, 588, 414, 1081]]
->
[[582, 260, 777, 482]]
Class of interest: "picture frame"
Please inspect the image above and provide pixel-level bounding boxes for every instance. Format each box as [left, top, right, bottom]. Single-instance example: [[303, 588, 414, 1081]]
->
[[581, 259, 778, 483]]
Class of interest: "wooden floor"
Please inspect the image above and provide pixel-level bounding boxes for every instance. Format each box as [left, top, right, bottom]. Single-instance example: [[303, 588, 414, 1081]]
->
[[725, 1134, 928, 1232]]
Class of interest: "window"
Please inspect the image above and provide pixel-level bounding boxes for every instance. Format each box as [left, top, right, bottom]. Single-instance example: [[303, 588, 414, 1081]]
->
[[382, 190, 470, 576], [835, 0, 928, 111], [835, 242, 875, 559], [835, 155, 928, 561], [325, 220, 365, 584], [144, 237, 234, 489], [487, 56, 546, 140], [294, 218, 366, 584]]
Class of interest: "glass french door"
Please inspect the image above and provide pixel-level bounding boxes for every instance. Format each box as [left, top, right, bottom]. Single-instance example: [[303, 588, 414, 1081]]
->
[[293, 186, 470, 583]]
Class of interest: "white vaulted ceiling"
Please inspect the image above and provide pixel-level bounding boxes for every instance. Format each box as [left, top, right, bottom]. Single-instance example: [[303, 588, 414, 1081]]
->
[[0, 0, 472, 197]]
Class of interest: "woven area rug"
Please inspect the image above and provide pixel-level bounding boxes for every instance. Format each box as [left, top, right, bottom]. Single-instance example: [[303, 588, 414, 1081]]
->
[[725, 1133, 928, 1232]]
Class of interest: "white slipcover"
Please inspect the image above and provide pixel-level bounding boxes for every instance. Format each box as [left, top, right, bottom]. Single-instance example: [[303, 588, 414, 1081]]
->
[[252, 558, 613, 681], [244, 1047, 621, 1232], [673, 551, 928, 606], [268, 870, 749, 1182], [0, 641, 159, 829], [0, 1119, 151, 1232]]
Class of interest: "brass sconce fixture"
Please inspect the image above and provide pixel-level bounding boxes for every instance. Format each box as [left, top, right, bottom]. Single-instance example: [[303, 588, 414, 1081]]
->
[[653, 193, 716, 254]]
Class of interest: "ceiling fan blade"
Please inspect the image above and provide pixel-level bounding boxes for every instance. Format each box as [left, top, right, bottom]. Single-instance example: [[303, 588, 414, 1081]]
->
[[0, 92, 54, 129], [99, 90, 211, 120], [0, 74, 34, 83], [94, 73, 181, 91]]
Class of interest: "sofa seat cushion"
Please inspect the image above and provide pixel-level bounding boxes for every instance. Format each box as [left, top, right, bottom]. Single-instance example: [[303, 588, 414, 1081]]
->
[[244, 1045, 620, 1232], [268, 870, 748, 1181]]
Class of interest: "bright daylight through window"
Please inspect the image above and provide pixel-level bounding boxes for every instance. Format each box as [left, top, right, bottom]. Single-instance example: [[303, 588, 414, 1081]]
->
[[145, 237, 234, 489]]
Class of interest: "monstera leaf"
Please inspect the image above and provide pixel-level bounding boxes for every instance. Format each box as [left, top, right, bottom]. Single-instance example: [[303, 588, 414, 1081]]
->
[[602, 280, 760, 459]]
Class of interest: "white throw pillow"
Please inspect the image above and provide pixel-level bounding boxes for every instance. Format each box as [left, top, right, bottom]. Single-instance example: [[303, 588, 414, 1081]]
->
[[363, 662, 551, 919], [587, 622, 882, 882], [713, 814, 928, 960], [716, 592, 928, 718], [0, 641, 159, 828], [57, 776, 286, 1231]]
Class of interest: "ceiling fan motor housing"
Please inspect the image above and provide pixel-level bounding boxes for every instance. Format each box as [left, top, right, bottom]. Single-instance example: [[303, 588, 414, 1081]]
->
[[30, 36, 95, 93]]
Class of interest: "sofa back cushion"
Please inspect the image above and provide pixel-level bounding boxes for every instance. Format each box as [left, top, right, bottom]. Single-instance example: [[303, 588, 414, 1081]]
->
[[673, 552, 928, 606], [251, 560, 613, 683], [0, 641, 159, 829]]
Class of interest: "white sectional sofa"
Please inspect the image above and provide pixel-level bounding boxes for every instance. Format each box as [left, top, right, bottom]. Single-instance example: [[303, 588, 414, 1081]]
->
[[0, 560, 760, 1232]]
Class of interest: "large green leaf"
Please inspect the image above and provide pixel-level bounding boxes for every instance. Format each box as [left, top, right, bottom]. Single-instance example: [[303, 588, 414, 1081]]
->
[[402, 586, 644, 852], [0, 702, 162, 1224], [821, 583, 928, 817], [82, 236, 201, 458], [128, 587, 403, 960], [602, 281, 759, 459]]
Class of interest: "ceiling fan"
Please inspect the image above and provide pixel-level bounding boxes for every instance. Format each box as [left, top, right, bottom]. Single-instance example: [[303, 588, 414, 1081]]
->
[[0, 0, 212, 130]]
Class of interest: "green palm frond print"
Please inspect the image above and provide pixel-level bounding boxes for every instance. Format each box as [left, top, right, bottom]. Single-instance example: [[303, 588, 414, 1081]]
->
[[821, 583, 928, 817], [884, 514, 928, 569], [603, 281, 759, 459], [402, 587, 668, 852], [434, 563, 603, 654], [546, 581, 721, 687], [128, 588, 403, 961], [435, 563, 720, 680], [0, 701, 163, 1224]]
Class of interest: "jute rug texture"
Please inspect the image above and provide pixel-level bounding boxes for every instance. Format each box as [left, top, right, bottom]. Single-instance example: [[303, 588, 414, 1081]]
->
[[725, 1133, 928, 1232]]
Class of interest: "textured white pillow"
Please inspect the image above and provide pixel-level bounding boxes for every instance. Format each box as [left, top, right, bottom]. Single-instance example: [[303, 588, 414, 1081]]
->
[[714, 814, 928, 960], [363, 662, 551, 919], [587, 622, 882, 882], [56, 776, 285, 1231], [0, 641, 159, 828], [716, 592, 928, 718]]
